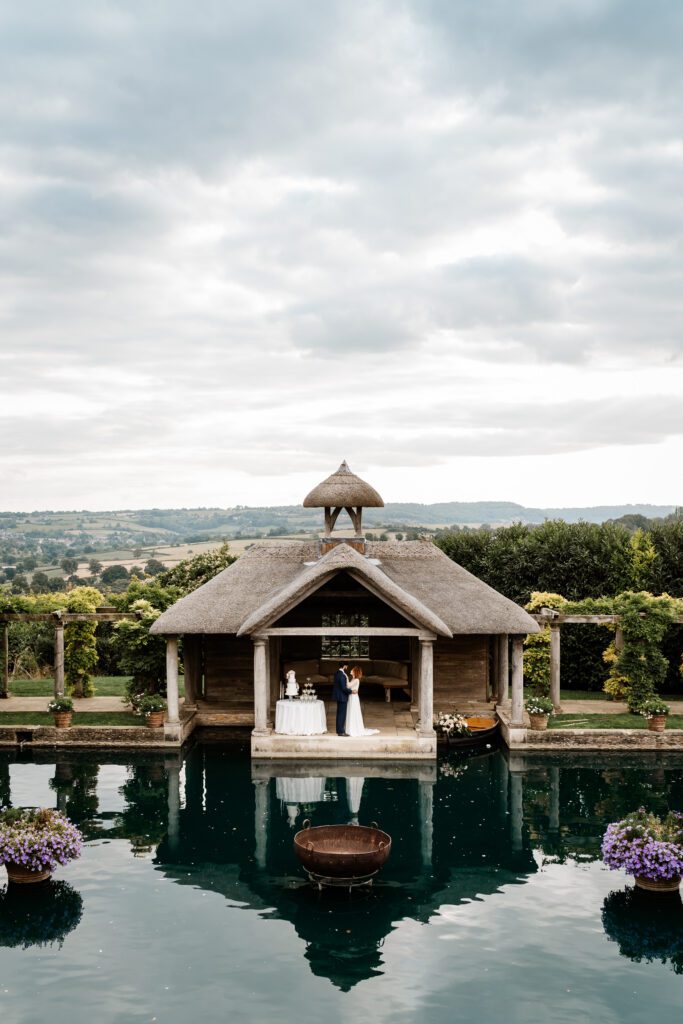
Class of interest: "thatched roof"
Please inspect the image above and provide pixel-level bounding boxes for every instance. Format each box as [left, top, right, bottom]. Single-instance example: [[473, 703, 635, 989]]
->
[[151, 540, 540, 636], [303, 461, 384, 508]]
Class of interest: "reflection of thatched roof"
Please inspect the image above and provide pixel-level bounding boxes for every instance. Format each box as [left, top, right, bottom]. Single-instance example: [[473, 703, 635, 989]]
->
[[303, 461, 384, 508], [151, 540, 539, 636]]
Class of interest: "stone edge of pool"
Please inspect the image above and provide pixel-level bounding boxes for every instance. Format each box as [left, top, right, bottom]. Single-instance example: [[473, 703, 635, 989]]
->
[[497, 706, 683, 750]]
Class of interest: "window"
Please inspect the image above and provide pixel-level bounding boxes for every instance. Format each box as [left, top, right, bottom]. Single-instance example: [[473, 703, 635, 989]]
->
[[321, 612, 370, 659]]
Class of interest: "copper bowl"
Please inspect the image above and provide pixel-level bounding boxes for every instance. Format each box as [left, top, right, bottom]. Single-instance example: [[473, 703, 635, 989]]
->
[[293, 821, 392, 878]]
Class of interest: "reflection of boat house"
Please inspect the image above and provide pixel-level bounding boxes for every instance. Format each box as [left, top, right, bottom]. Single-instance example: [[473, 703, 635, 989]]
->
[[151, 463, 539, 758]]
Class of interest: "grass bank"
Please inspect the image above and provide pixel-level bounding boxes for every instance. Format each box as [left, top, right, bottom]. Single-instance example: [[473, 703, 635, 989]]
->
[[0, 712, 143, 727], [550, 713, 683, 730], [6, 676, 185, 697]]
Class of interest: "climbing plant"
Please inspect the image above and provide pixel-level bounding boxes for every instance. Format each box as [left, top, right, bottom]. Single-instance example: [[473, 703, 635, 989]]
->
[[64, 587, 103, 698], [610, 592, 680, 712], [523, 592, 568, 696]]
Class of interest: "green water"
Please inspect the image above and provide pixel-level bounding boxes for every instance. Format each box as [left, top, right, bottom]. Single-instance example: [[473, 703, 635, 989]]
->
[[0, 740, 682, 1024]]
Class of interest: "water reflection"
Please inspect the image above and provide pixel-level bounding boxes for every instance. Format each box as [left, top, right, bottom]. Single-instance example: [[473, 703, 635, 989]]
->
[[0, 881, 83, 950], [602, 887, 683, 974], [2, 745, 683, 990]]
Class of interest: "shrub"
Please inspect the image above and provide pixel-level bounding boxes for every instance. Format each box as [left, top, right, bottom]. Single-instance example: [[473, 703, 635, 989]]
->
[[525, 695, 554, 716], [640, 698, 670, 719], [47, 697, 73, 714]]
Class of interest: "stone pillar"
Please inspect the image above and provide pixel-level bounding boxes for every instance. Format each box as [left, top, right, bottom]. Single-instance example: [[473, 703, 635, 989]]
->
[[418, 779, 434, 869], [54, 624, 65, 698], [411, 637, 421, 714], [550, 623, 561, 712], [510, 771, 524, 852], [167, 764, 181, 856], [418, 637, 435, 737], [496, 634, 509, 705], [510, 636, 524, 727], [254, 778, 269, 869], [615, 626, 624, 654], [253, 636, 269, 735], [166, 637, 180, 724], [1, 622, 9, 698]]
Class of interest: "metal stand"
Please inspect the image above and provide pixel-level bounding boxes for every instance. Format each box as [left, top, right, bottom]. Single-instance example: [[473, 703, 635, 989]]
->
[[306, 869, 378, 892]]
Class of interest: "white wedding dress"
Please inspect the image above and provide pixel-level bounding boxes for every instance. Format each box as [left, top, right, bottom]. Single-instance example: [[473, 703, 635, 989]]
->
[[345, 686, 379, 736]]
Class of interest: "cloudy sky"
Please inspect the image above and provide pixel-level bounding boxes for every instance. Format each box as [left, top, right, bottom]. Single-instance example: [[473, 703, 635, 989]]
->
[[1, 1, 681, 511]]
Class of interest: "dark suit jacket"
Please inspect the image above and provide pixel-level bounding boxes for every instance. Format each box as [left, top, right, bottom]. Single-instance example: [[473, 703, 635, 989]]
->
[[332, 669, 351, 703]]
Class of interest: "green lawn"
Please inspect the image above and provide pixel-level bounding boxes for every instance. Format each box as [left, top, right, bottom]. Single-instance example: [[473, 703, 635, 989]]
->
[[550, 713, 683, 730], [0, 712, 144, 727], [6, 676, 185, 697]]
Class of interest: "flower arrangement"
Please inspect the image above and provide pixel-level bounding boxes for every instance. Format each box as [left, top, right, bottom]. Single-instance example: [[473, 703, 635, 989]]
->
[[134, 694, 166, 717], [640, 698, 670, 719], [436, 712, 471, 737], [0, 808, 83, 874], [47, 697, 73, 714], [601, 809, 683, 884], [525, 696, 554, 717], [439, 761, 469, 779]]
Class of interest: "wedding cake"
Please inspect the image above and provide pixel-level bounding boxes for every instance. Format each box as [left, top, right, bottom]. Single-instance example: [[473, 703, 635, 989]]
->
[[284, 671, 299, 698]]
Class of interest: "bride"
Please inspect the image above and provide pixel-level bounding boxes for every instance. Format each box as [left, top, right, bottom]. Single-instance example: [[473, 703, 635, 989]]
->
[[345, 667, 379, 737]]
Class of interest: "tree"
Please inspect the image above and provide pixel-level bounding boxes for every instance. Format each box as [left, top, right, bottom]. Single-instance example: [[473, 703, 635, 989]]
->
[[144, 558, 165, 576], [64, 587, 103, 698], [60, 557, 79, 575], [100, 565, 129, 585], [111, 579, 182, 697], [157, 543, 236, 594], [30, 572, 51, 593], [88, 559, 103, 576]]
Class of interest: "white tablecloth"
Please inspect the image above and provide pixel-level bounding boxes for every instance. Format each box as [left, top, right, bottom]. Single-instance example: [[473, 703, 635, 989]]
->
[[275, 699, 327, 735]]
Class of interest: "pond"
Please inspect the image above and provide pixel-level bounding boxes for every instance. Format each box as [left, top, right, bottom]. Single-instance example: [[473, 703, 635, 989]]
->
[[0, 740, 682, 1024]]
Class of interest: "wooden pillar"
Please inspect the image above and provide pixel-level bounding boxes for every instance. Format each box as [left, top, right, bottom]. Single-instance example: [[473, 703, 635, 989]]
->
[[54, 624, 65, 698], [496, 634, 509, 705], [510, 635, 524, 727], [418, 637, 435, 737], [182, 636, 201, 709], [1, 622, 9, 698], [253, 636, 269, 735], [166, 637, 180, 724], [550, 623, 561, 712]]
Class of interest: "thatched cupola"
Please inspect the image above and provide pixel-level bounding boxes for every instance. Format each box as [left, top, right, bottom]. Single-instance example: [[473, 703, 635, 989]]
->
[[303, 460, 384, 553]]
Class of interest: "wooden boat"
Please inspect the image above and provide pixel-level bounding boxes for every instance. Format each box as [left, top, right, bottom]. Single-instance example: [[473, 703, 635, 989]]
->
[[441, 716, 500, 748], [293, 821, 391, 881]]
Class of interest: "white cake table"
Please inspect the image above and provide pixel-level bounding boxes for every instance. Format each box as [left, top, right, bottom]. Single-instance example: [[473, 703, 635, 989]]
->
[[274, 699, 327, 736]]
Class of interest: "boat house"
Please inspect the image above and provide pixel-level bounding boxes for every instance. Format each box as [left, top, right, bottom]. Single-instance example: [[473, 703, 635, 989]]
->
[[151, 462, 539, 758]]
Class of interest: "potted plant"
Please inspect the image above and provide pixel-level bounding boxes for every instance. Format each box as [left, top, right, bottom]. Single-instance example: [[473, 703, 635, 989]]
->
[[136, 694, 166, 729], [47, 696, 74, 729], [436, 711, 471, 742], [0, 808, 83, 885], [601, 808, 683, 894], [640, 698, 670, 733], [525, 695, 554, 730]]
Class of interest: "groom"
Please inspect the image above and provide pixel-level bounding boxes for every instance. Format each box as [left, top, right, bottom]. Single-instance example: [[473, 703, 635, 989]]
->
[[332, 662, 351, 736]]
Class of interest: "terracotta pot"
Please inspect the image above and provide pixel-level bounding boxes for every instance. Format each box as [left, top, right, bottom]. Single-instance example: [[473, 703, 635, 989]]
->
[[528, 713, 549, 731], [5, 862, 52, 885], [146, 711, 164, 729], [635, 875, 680, 893], [647, 715, 667, 733], [53, 712, 73, 729]]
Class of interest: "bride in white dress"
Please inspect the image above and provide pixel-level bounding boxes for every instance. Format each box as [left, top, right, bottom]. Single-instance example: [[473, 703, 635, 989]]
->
[[345, 667, 379, 737]]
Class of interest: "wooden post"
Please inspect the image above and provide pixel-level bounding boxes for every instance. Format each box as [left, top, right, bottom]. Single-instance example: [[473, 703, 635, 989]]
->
[[1, 622, 9, 698], [418, 637, 435, 737], [510, 636, 524, 727], [166, 638, 180, 724], [54, 624, 65, 698], [182, 636, 201, 709], [550, 623, 561, 712], [496, 634, 509, 705], [253, 636, 269, 735]]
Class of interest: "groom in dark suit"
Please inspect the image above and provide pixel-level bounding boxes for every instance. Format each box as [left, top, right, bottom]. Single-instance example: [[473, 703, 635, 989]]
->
[[332, 662, 351, 736]]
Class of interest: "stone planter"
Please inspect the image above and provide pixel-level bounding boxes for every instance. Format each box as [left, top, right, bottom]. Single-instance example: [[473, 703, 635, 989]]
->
[[647, 715, 667, 733], [53, 712, 73, 729], [635, 875, 680, 894], [146, 711, 164, 729], [5, 862, 52, 885], [528, 713, 549, 731]]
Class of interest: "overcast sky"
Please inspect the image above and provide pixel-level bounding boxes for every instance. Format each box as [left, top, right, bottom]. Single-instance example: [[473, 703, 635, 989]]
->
[[1, 1, 681, 511]]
